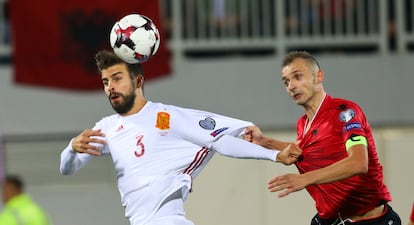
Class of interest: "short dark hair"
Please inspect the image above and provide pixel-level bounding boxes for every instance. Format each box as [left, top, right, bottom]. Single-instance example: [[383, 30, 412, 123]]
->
[[282, 51, 321, 71], [5, 175, 24, 192], [95, 50, 144, 79]]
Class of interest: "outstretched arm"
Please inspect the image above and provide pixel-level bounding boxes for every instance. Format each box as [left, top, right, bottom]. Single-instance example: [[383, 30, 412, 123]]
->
[[243, 126, 290, 150], [211, 135, 301, 165], [242, 126, 302, 165]]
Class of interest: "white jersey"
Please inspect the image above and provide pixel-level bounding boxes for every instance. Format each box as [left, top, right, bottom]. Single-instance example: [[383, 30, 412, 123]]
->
[[60, 101, 276, 225]]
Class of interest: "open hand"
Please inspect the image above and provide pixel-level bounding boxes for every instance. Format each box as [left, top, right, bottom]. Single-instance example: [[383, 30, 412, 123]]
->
[[268, 173, 306, 197]]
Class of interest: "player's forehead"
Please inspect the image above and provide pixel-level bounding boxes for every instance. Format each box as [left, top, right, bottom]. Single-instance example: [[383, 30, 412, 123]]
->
[[282, 58, 312, 78], [101, 64, 128, 79]]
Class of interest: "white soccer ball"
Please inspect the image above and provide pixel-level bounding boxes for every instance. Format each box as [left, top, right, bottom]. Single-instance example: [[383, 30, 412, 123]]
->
[[110, 14, 160, 64]]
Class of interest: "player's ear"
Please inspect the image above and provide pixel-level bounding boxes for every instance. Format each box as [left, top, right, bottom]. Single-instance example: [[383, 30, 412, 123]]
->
[[316, 70, 324, 83], [136, 75, 144, 88]]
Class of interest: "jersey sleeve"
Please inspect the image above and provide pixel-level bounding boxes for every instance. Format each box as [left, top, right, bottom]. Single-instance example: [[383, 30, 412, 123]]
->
[[339, 103, 368, 149], [170, 106, 253, 149], [211, 135, 279, 161], [59, 120, 109, 175]]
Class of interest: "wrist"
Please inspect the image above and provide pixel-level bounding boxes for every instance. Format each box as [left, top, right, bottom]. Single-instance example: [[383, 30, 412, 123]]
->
[[274, 150, 281, 162], [69, 138, 78, 154], [260, 137, 273, 149]]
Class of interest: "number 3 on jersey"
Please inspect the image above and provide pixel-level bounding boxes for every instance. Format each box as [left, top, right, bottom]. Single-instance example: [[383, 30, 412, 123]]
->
[[134, 135, 145, 157]]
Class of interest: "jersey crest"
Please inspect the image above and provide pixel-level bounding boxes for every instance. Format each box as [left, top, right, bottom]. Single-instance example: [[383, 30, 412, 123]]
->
[[156, 111, 170, 130], [339, 108, 355, 122]]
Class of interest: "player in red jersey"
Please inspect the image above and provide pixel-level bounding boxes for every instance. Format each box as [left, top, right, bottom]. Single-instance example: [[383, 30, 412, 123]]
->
[[243, 51, 401, 225]]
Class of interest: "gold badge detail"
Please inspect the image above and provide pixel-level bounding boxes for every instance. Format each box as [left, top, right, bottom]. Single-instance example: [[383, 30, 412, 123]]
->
[[156, 112, 170, 130]]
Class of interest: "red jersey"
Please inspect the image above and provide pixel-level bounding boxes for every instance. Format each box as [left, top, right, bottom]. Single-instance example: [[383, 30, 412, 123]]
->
[[295, 94, 392, 219]]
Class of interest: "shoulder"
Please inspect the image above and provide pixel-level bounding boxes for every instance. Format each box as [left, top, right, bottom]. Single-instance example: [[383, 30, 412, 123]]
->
[[150, 102, 184, 111], [152, 102, 211, 116], [328, 97, 367, 123], [329, 96, 360, 108], [297, 114, 307, 124], [94, 114, 119, 129], [327, 96, 364, 114], [99, 114, 119, 123]]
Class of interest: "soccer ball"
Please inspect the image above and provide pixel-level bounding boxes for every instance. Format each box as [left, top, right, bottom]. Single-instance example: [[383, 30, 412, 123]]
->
[[110, 14, 160, 64]]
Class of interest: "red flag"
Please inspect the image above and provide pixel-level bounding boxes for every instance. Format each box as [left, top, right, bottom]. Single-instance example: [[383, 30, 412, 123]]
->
[[9, 0, 171, 91]]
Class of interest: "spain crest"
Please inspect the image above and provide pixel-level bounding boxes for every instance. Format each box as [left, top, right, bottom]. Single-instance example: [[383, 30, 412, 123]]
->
[[156, 112, 170, 130]]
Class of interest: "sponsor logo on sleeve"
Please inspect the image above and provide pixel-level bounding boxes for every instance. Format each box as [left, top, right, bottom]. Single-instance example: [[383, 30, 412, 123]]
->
[[344, 122, 361, 132], [210, 127, 229, 137], [156, 112, 170, 130], [199, 117, 216, 130]]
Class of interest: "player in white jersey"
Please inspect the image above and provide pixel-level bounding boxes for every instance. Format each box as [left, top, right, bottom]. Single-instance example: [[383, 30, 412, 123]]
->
[[60, 50, 301, 225]]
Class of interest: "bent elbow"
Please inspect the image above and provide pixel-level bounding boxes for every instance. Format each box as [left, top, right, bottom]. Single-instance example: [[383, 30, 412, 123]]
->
[[354, 163, 369, 175], [360, 165, 369, 174], [60, 170, 71, 176], [60, 166, 75, 175]]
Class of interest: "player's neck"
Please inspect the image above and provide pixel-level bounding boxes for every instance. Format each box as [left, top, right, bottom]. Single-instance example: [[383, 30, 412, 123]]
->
[[303, 91, 326, 135], [304, 91, 326, 122]]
